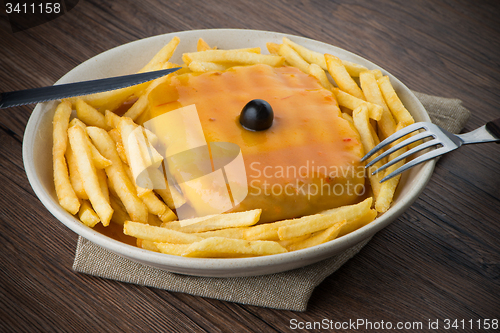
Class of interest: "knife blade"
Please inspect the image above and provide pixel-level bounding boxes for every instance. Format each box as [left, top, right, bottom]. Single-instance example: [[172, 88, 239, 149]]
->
[[0, 67, 181, 109]]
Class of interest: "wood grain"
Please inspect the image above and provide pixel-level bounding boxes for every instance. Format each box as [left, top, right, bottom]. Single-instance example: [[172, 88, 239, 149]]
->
[[1, 0, 499, 332]]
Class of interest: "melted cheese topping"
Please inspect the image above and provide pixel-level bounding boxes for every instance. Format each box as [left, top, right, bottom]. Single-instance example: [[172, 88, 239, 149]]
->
[[144, 64, 365, 222]]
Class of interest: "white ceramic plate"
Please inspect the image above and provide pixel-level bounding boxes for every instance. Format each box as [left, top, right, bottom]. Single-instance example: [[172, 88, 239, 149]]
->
[[23, 29, 435, 277]]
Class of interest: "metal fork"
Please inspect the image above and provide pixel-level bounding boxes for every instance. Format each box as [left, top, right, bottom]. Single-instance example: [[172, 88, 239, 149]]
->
[[361, 118, 500, 183]]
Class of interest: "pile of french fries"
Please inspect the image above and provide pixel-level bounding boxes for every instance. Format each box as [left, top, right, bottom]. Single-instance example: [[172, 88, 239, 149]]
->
[[52, 35, 415, 258]]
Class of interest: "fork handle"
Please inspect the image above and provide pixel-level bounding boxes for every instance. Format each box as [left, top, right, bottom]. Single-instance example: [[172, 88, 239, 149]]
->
[[485, 118, 500, 143]]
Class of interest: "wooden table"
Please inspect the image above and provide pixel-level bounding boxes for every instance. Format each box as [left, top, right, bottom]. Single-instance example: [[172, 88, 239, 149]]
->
[[1, 0, 499, 331]]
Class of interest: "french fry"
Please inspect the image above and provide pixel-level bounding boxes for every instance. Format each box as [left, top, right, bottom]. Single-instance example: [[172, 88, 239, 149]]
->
[[375, 123, 408, 213], [65, 144, 88, 200], [140, 190, 177, 222], [360, 71, 397, 140], [135, 127, 163, 169], [52, 101, 80, 215], [159, 209, 177, 223], [138, 36, 180, 73], [90, 146, 112, 169], [161, 209, 261, 233], [184, 48, 261, 63], [370, 69, 383, 80], [277, 234, 311, 249], [341, 60, 370, 77], [86, 126, 149, 223], [377, 76, 415, 125], [104, 110, 158, 145], [286, 220, 346, 251], [139, 239, 160, 252], [278, 43, 309, 73], [283, 37, 369, 76], [75, 99, 109, 129], [68, 125, 113, 225], [69, 118, 112, 169], [266, 42, 281, 55], [337, 208, 377, 237], [283, 37, 327, 69], [197, 38, 214, 51], [308, 63, 334, 90], [188, 61, 232, 73], [69, 117, 86, 129], [78, 200, 100, 227], [96, 168, 109, 203], [341, 112, 354, 125], [107, 128, 122, 144], [352, 104, 383, 196], [122, 94, 149, 122], [326, 54, 366, 100], [333, 88, 382, 121], [154, 242, 189, 256], [105, 110, 121, 129], [108, 128, 128, 164], [275, 214, 330, 240], [182, 50, 284, 67], [232, 47, 262, 53], [124, 221, 202, 243], [181, 237, 287, 258], [118, 117, 154, 194], [278, 197, 373, 239], [244, 214, 318, 241]]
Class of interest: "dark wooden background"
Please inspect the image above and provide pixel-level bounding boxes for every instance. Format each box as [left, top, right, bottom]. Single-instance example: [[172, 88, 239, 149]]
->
[[1, 0, 499, 332]]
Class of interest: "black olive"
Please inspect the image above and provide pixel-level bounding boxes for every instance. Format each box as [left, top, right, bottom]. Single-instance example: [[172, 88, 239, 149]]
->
[[239, 99, 274, 131]]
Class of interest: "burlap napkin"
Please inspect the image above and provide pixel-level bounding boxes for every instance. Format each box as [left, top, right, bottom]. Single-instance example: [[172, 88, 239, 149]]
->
[[73, 92, 470, 311]]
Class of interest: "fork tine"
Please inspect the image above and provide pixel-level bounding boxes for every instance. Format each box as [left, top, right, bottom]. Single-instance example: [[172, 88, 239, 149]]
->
[[360, 122, 426, 162], [379, 146, 450, 182], [370, 139, 440, 175], [365, 130, 434, 168]]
